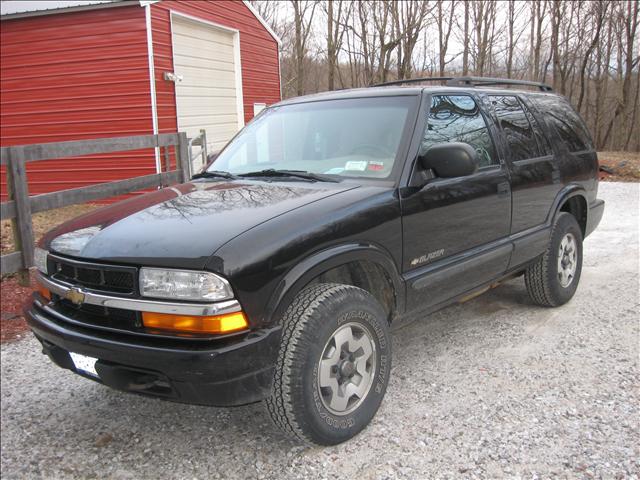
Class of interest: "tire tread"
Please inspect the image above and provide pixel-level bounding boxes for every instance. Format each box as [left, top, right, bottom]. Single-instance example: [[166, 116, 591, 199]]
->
[[265, 283, 354, 443], [525, 212, 580, 307]]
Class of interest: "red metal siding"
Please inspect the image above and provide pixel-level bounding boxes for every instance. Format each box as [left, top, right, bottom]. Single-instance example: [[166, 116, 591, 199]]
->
[[0, 6, 155, 201], [0, 1, 280, 202], [150, 0, 281, 137]]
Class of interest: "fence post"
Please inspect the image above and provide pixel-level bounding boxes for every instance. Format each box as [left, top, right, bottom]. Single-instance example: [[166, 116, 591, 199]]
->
[[199, 129, 208, 168], [7, 148, 35, 286], [177, 132, 191, 182]]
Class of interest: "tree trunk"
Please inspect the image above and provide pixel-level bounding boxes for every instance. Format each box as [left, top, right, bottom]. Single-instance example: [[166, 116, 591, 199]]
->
[[327, 0, 334, 90], [462, 1, 469, 75]]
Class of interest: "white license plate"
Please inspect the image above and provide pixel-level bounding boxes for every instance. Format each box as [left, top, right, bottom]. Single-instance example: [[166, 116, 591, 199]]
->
[[69, 352, 99, 377]]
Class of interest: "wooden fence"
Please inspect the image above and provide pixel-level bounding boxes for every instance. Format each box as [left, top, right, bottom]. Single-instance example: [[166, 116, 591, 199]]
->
[[0, 132, 190, 284]]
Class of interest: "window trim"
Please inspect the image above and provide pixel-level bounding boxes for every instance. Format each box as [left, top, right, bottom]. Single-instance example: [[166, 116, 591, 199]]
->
[[511, 154, 554, 167]]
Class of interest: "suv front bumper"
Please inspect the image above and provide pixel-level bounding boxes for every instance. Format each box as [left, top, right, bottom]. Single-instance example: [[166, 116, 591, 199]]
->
[[25, 298, 281, 406]]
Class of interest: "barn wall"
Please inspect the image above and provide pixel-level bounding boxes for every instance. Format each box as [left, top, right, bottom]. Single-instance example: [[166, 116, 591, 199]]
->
[[150, 0, 281, 140], [0, 0, 281, 203], [0, 5, 155, 201]]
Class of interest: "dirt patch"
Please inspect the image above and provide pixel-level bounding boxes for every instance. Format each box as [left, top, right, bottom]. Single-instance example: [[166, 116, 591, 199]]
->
[[1, 203, 101, 342], [1, 203, 101, 255], [0, 272, 34, 343], [598, 151, 640, 182]]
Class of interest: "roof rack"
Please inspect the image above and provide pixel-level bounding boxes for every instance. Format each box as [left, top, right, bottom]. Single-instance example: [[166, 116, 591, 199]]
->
[[370, 76, 553, 92]]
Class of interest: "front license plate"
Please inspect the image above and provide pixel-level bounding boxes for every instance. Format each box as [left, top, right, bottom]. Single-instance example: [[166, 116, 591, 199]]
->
[[69, 352, 99, 377]]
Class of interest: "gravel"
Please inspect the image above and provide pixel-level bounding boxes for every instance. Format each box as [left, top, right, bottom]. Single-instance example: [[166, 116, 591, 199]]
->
[[2, 182, 639, 479]]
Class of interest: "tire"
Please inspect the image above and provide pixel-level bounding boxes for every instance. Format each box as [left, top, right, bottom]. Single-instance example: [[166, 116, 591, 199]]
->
[[525, 212, 583, 307], [266, 283, 391, 445]]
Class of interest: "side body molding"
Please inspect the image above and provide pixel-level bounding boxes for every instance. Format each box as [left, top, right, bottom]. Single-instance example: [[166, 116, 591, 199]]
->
[[263, 243, 406, 326]]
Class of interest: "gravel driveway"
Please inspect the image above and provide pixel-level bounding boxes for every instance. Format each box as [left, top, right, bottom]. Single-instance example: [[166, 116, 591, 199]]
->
[[1, 182, 638, 479]]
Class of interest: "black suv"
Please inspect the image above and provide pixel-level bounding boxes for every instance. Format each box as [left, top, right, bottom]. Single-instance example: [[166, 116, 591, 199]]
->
[[27, 77, 604, 445]]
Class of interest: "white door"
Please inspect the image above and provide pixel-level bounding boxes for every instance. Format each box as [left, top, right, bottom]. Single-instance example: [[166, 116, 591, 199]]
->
[[171, 14, 244, 171]]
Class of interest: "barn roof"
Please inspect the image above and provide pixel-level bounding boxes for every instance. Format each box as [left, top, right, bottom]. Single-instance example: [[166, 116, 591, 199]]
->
[[0, 0, 281, 45], [0, 1, 129, 17]]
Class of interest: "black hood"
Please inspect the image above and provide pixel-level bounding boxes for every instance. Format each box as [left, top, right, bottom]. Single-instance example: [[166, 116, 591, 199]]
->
[[42, 180, 358, 269]]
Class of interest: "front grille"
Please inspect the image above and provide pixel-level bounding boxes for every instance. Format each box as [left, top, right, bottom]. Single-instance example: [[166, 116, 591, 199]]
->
[[53, 296, 142, 332], [48, 255, 136, 295]]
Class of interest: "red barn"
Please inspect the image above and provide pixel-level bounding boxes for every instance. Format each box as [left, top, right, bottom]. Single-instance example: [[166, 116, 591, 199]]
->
[[0, 0, 281, 200]]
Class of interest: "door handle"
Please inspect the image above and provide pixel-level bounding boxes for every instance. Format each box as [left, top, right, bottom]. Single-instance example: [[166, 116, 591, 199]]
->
[[497, 182, 510, 197]]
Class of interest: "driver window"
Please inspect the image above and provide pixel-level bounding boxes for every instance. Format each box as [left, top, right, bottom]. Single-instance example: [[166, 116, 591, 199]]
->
[[421, 95, 497, 168]]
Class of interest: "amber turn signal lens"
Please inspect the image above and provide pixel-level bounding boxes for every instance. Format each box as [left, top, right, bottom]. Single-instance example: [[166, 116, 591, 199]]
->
[[141, 311, 248, 334], [37, 284, 51, 301]]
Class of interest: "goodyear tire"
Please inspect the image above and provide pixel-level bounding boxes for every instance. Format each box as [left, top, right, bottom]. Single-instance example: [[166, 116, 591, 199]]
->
[[525, 212, 583, 307], [266, 283, 391, 445]]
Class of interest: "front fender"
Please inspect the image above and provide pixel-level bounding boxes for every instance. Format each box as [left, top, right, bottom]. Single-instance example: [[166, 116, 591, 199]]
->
[[263, 243, 406, 326]]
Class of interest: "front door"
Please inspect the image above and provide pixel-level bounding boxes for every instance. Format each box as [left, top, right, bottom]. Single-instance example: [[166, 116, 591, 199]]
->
[[401, 93, 512, 311]]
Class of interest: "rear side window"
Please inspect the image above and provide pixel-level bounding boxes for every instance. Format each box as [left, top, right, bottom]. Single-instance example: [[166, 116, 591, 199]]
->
[[422, 95, 497, 167], [532, 96, 593, 152], [490, 95, 542, 161], [521, 101, 552, 156]]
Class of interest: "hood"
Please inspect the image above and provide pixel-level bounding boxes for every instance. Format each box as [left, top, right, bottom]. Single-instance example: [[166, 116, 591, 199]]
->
[[42, 180, 358, 269]]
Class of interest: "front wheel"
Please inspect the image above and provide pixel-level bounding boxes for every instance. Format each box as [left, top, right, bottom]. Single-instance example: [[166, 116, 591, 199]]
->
[[266, 283, 391, 445], [525, 212, 583, 307]]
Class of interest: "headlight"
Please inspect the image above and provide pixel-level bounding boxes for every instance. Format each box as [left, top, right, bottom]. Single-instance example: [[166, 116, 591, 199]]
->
[[34, 247, 48, 274], [139, 268, 233, 302]]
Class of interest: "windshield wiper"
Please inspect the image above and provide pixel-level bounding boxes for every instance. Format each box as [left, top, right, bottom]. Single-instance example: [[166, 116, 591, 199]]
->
[[236, 169, 340, 183], [191, 170, 238, 180]]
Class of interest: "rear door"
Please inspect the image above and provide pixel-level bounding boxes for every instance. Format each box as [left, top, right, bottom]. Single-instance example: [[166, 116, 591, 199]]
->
[[488, 94, 559, 233], [401, 93, 512, 311], [486, 94, 561, 267]]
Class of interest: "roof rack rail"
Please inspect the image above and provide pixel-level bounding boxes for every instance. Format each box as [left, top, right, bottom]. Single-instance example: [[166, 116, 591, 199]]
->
[[371, 77, 454, 88], [371, 76, 553, 92]]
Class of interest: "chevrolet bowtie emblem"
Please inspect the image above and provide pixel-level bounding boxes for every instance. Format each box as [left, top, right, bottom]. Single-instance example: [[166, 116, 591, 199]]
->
[[65, 288, 85, 305]]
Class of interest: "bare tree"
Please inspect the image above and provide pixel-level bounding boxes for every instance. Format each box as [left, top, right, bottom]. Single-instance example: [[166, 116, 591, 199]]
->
[[291, 0, 318, 96], [372, 1, 402, 83], [577, 1, 609, 112], [461, 0, 470, 76], [601, 0, 639, 148], [270, 0, 638, 152], [325, 0, 349, 90], [471, 0, 497, 76], [394, 0, 432, 80], [435, 0, 456, 77]]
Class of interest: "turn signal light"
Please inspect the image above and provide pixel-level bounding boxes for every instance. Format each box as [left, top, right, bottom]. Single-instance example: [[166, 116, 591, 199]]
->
[[37, 284, 51, 301], [141, 311, 248, 334]]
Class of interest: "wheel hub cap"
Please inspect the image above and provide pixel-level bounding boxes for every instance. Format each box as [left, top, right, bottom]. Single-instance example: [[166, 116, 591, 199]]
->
[[317, 322, 376, 416], [557, 233, 577, 288]]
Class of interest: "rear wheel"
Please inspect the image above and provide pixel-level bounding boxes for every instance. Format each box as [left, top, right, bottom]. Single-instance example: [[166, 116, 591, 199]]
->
[[266, 283, 391, 445], [525, 212, 583, 307]]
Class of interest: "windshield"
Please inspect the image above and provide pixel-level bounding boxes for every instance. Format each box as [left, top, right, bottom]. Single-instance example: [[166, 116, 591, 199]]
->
[[209, 97, 415, 180]]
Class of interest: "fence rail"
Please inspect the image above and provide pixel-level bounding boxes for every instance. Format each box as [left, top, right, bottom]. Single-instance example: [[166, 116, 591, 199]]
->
[[1, 132, 191, 283]]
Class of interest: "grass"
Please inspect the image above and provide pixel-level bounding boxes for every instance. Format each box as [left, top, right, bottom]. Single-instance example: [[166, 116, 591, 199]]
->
[[1, 203, 101, 255]]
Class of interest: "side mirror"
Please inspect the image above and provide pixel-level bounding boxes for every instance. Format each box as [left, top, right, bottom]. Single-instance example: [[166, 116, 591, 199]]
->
[[419, 142, 478, 178]]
